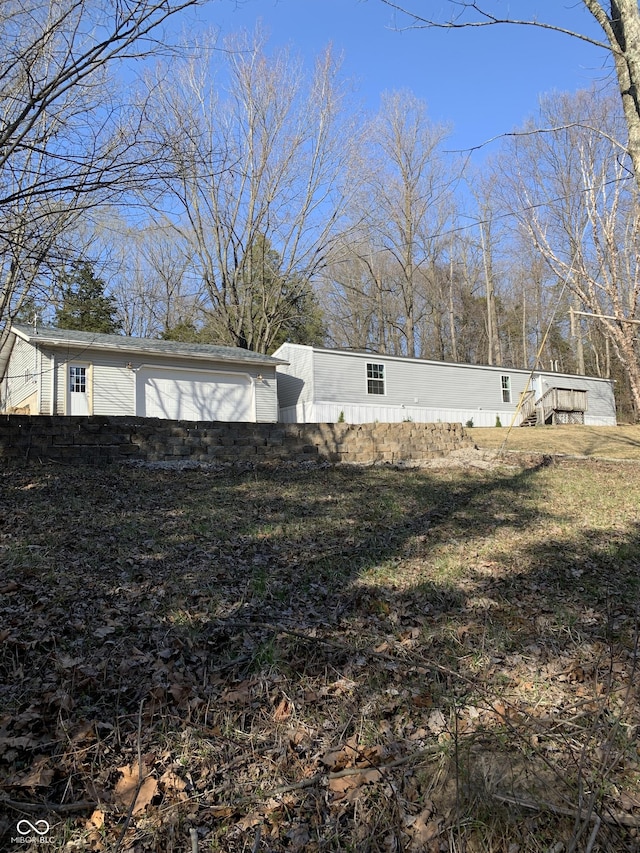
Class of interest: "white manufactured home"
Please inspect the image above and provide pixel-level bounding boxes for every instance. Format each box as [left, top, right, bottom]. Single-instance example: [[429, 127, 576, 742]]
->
[[272, 343, 617, 427], [0, 325, 285, 422]]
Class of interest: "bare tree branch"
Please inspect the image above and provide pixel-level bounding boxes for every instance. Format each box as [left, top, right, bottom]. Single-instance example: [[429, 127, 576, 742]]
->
[[0, 0, 208, 330], [379, 0, 612, 51]]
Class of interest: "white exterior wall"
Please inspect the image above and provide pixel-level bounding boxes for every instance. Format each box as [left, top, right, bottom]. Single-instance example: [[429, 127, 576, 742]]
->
[[94, 362, 136, 416], [535, 371, 617, 426], [272, 343, 314, 412], [43, 344, 278, 421], [40, 350, 54, 414], [278, 402, 518, 427], [276, 346, 617, 427], [2, 336, 39, 412]]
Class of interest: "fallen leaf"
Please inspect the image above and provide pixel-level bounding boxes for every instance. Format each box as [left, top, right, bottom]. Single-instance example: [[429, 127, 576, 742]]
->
[[408, 806, 440, 848], [328, 775, 359, 797], [427, 709, 447, 734], [209, 805, 234, 819], [114, 764, 158, 814], [236, 811, 262, 830], [221, 680, 252, 703], [160, 769, 188, 801], [14, 756, 53, 788], [93, 626, 116, 639], [321, 747, 350, 771], [273, 697, 291, 722], [88, 809, 105, 830], [411, 691, 433, 709], [358, 768, 383, 783]]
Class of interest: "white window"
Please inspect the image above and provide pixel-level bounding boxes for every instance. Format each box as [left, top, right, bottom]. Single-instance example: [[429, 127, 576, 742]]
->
[[367, 363, 385, 395], [70, 366, 87, 393], [501, 375, 511, 403]]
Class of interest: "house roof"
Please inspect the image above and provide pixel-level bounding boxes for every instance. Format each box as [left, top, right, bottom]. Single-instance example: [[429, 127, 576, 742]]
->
[[272, 342, 613, 384], [9, 324, 288, 368]]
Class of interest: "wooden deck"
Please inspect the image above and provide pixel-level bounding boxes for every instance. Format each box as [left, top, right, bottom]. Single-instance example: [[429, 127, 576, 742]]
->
[[519, 387, 587, 426]]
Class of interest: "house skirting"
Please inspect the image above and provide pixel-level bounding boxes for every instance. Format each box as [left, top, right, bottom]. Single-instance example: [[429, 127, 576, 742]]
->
[[279, 402, 617, 428]]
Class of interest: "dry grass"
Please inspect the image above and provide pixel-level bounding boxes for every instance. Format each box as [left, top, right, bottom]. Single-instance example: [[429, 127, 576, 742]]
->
[[1, 456, 639, 852], [471, 424, 640, 460]]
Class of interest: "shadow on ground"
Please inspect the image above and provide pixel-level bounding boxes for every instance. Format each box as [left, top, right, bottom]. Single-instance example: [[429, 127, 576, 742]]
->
[[0, 458, 639, 851]]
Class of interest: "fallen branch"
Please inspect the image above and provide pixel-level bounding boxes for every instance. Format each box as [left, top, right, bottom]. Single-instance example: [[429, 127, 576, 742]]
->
[[219, 618, 476, 685], [493, 791, 640, 829], [0, 794, 96, 814], [189, 826, 199, 853], [113, 698, 146, 853], [211, 743, 444, 807]]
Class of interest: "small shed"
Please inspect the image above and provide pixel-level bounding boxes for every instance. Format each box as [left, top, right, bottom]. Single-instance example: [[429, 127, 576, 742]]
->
[[0, 325, 286, 422], [272, 343, 617, 427]]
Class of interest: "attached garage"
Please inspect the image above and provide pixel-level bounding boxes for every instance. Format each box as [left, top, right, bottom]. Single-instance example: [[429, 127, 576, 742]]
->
[[1, 325, 286, 422], [137, 367, 254, 421]]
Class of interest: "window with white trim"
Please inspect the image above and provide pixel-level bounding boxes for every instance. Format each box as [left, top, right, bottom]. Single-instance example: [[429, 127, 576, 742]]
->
[[501, 375, 511, 403], [367, 363, 385, 395]]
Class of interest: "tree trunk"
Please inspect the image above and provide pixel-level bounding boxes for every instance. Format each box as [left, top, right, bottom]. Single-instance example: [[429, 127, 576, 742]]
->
[[584, 0, 640, 194]]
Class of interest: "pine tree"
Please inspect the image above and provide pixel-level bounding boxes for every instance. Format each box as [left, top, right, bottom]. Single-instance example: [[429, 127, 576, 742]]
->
[[55, 263, 121, 334]]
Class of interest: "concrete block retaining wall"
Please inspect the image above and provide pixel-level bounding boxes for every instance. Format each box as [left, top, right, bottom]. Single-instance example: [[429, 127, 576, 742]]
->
[[0, 416, 474, 466]]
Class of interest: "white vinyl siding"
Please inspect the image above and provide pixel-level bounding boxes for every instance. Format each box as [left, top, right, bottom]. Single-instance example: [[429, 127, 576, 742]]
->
[[40, 351, 54, 414], [271, 342, 314, 409], [274, 345, 617, 427], [36, 344, 278, 421], [93, 364, 135, 416], [2, 336, 38, 411]]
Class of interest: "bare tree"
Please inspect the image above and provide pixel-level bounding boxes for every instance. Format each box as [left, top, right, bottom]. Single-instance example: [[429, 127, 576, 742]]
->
[[494, 88, 640, 413], [139, 28, 353, 353], [325, 91, 460, 358], [0, 0, 206, 332], [98, 216, 202, 338]]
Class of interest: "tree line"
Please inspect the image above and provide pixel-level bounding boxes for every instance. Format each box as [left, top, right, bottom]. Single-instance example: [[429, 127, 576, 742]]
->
[[3, 1, 640, 419]]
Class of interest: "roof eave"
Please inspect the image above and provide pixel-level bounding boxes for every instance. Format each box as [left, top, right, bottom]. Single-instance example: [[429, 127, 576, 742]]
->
[[11, 326, 288, 367]]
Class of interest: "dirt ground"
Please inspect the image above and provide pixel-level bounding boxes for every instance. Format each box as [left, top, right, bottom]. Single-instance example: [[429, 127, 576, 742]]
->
[[469, 424, 640, 460]]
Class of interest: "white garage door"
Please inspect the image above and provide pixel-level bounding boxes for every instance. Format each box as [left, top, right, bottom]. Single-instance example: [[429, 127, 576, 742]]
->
[[138, 368, 254, 421]]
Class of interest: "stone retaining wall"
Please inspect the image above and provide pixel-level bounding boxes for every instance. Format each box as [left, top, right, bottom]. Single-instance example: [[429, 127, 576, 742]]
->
[[0, 416, 474, 466]]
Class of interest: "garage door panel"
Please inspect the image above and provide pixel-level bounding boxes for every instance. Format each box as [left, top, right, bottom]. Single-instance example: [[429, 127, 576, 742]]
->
[[138, 369, 254, 421]]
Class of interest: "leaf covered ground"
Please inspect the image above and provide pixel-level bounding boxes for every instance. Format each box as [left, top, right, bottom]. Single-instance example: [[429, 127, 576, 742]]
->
[[473, 424, 640, 460], [1, 456, 639, 852]]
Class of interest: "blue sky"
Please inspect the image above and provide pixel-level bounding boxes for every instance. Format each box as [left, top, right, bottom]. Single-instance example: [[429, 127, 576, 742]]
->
[[186, 0, 612, 161]]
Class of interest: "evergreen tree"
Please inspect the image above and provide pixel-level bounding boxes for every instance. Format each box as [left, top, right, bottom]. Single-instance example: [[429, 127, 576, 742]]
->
[[161, 236, 327, 351], [235, 235, 326, 352], [55, 263, 121, 333], [161, 320, 204, 343], [13, 295, 46, 327]]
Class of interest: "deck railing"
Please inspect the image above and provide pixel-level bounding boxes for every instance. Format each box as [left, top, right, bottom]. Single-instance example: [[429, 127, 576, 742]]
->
[[518, 386, 587, 426], [538, 386, 587, 414], [518, 389, 537, 424]]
